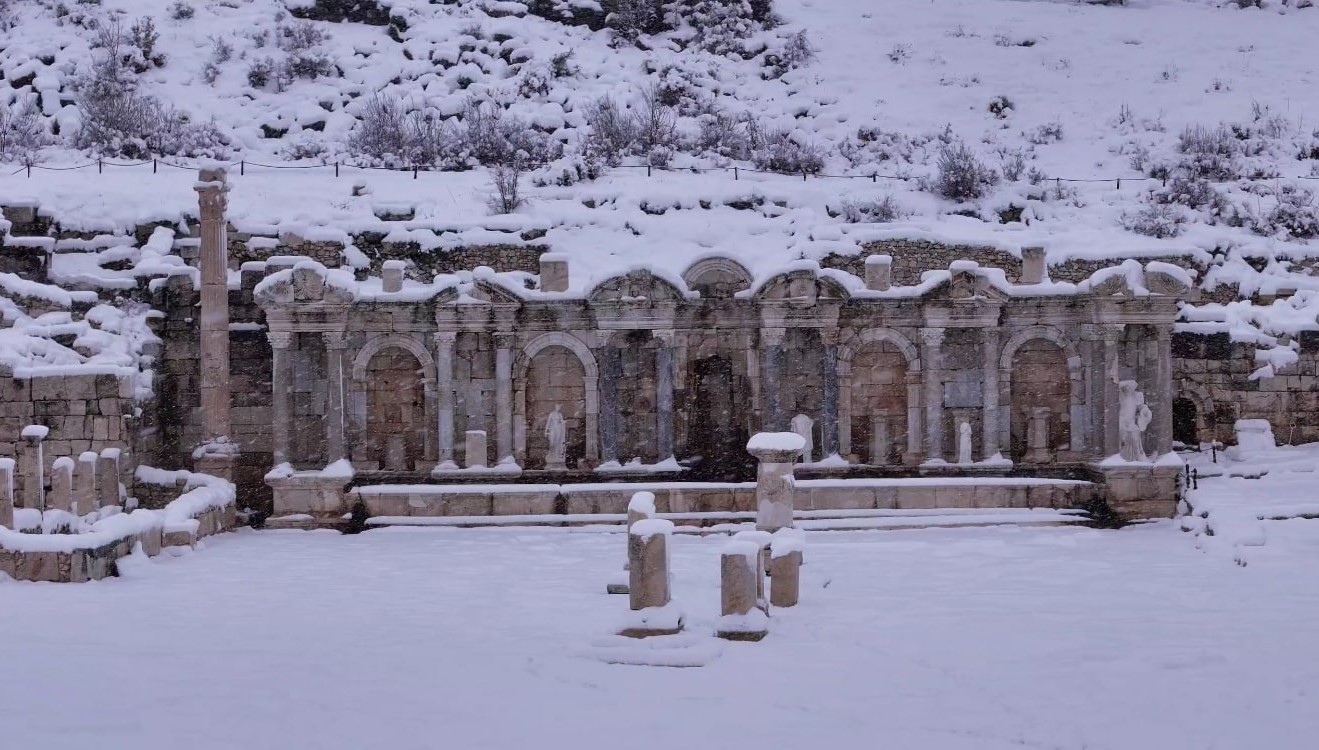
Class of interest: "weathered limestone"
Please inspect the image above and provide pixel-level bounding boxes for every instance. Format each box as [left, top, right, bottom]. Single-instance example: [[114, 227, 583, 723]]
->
[[608, 490, 656, 595], [1027, 407, 1052, 463], [195, 167, 234, 482], [269, 331, 294, 466], [48, 457, 75, 514], [96, 448, 122, 508], [870, 414, 891, 466], [434, 332, 458, 469], [716, 540, 767, 641], [732, 528, 772, 603], [18, 425, 47, 510], [865, 254, 892, 291], [539, 252, 570, 293], [747, 432, 805, 532], [619, 518, 683, 638], [769, 531, 804, 608], [0, 458, 14, 529], [1021, 246, 1046, 284], [75, 452, 97, 511], [381, 260, 406, 293], [464, 430, 488, 469]]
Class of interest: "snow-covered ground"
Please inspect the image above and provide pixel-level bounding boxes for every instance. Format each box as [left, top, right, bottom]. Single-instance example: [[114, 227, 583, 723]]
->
[[3, 520, 1319, 749]]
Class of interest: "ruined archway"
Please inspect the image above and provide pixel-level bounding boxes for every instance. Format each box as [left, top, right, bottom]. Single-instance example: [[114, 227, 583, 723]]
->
[[365, 347, 427, 471], [524, 345, 588, 470], [847, 341, 910, 464], [1008, 338, 1072, 463]]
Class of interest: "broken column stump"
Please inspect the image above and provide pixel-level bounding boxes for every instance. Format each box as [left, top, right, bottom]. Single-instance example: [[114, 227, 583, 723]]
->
[[716, 539, 768, 642], [617, 518, 683, 638]]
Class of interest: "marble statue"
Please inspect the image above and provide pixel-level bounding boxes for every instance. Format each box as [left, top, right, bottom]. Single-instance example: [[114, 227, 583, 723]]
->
[[1118, 380, 1153, 462], [957, 420, 973, 464], [544, 404, 567, 470], [790, 414, 815, 463]]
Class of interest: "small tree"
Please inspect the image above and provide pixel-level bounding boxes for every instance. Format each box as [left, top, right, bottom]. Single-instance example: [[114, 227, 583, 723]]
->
[[934, 143, 998, 201], [488, 162, 524, 214]]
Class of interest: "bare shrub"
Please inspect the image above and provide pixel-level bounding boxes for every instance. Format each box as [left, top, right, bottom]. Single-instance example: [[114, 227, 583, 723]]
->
[[752, 128, 824, 174], [247, 57, 275, 88], [460, 100, 561, 167], [1122, 203, 1186, 238], [696, 110, 752, 160], [347, 95, 460, 167], [277, 21, 335, 81], [168, 1, 195, 20], [934, 142, 998, 201], [1153, 174, 1227, 214], [833, 194, 906, 223], [488, 162, 524, 214], [1177, 124, 1240, 181], [764, 30, 814, 78], [1026, 120, 1063, 144], [997, 147, 1028, 181], [604, 0, 660, 43], [0, 102, 50, 163], [584, 95, 636, 165], [1241, 184, 1319, 240], [632, 85, 678, 156]]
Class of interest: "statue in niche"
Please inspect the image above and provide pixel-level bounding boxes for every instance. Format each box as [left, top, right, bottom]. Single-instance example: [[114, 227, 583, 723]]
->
[[544, 404, 567, 470], [957, 421, 973, 464], [1118, 380, 1153, 462], [790, 413, 815, 463]]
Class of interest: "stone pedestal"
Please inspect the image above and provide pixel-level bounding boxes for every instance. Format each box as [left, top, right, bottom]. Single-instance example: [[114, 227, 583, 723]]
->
[[75, 452, 97, 511], [48, 458, 74, 514], [1021, 246, 1046, 284], [1026, 407, 1052, 463], [619, 518, 683, 638], [1092, 461, 1182, 521], [769, 540, 803, 608], [539, 253, 570, 293], [464, 430, 488, 469], [96, 448, 122, 508], [194, 452, 236, 483], [267, 472, 352, 516], [865, 254, 892, 291], [0, 458, 14, 529], [195, 169, 232, 454], [608, 491, 656, 595], [385, 433, 408, 471], [382, 260, 406, 292], [747, 432, 805, 532], [716, 540, 767, 642]]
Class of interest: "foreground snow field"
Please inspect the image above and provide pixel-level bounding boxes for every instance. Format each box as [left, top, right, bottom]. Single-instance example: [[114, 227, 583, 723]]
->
[[3, 519, 1318, 749]]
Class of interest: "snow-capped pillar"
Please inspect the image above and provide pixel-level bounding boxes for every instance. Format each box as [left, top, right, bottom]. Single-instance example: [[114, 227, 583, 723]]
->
[[539, 253, 569, 293], [0, 458, 13, 529], [75, 452, 97, 511], [747, 432, 805, 533], [760, 327, 787, 432], [920, 327, 946, 461], [982, 327, 1001, 459], [381, 260, 405, 293], [48, 457, 74, 514], [654, 330, 675, 462], [494, 332, 515, 464], [18, 425, 46, 510], [434, 332, 457, 468], [96, 448, 122, 508], [195, 168, 231, 446], [821, 330, 840, 458], [598, 333, 622, 465], [1153, 327, 1174, 457], [619, 518, 684, 638], [865, 254, 892, 291], [323, 331, 348, 464], [1020, 246, 1046, 285], [269, 331, 294, 467]]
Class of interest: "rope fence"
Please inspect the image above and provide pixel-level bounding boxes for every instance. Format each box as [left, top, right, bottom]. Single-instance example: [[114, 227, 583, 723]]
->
[[4, 157, 1319, 188]]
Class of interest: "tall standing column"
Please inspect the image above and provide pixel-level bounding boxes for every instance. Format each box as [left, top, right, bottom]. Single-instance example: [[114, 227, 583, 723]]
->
[[1100, 325, 1123, 457], [195, 168, 232, 441], [269, 331, 294, 467], [599, 334, 622, 465], [434, 332, 457, 468], [18, 426, 45, 510], [1153, 328, 1173, 457], [494, 333, 515, 464], [821, 332, 840, 458], [981, 327, 1001, 459], [654, 330, 675, 461], [324, 331, 348, 464], [920, 327, 946, 461], [760, 328, 786, 432]]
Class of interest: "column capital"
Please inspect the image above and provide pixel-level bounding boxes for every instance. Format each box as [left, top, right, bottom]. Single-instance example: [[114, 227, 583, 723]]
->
[[323, 331, 350, 349], [760, 327, 786, 347], [434, 331, 458, 348], [821, 328, 841, 347], [493, 331, 516, 350], [267, 330, 294, 349]]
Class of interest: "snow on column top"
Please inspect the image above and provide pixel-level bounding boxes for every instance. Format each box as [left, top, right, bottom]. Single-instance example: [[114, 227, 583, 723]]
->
[[732, 529, 773, 548], [52, 456, 76, 471], [630, 518, 675, 539], [20, 425, 49, 440], [722, 539, 761, 562], [865, 254, 893, 266], [627, 491, 656, 516], [746, 432, 806, 453], [382, 260, 408, 271]]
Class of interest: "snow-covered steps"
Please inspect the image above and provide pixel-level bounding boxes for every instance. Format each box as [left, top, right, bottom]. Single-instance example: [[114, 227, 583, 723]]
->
[[359, 507, 1090, 533]]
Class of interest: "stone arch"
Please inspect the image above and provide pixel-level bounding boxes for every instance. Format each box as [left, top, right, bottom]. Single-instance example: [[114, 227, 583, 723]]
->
[[1002, 334, 1078, 463], [348, 334, 437, 469], [363, 348, 428, 471], [586, 269, 687, 304], [514, 332, 599, 466], [1176, 381, 1216, 445], [837, 328, 923, 463], [682, 256, 753, 299], [997, 325, 1087, 457]]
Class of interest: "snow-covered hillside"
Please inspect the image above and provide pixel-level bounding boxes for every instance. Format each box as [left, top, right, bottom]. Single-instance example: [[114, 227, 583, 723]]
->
[[4, 0, 1319, 375]]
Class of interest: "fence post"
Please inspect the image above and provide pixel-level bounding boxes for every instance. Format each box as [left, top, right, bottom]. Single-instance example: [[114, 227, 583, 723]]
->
[[153, 159, 158, 174], [335, 162, 340, 178], [872, 173, 877, 183], [1116, 178, 1121, 190], [734, 167, 738, 181], [413, 166, 418, 180], [802, 169, 807, 182], [647, 165, 652, 177], [26, 164, 31, 178], [240, 161, 245, 176], [97, 159, 103, 174]]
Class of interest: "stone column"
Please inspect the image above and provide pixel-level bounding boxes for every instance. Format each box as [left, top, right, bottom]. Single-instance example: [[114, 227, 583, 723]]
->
[[920, 327, 945, 461], [747, 432, 805, 532], [716, 540, 768, 642], [0, 458, 13, 529], [871, 414, 891, 465], [324, 331, 348, 464], [1099, 325, 1123, 457], [269, 331, 294, 466], [96, 448, 122, 508], [760, 327, 786, 432], [75, 452, 97, 511], [821, 331, 840, 458], [654, 331, 675, 461], [494, 333, 515, 464], [619, 518, 684, 638], [609, 491, 657, 595], [434, 332, 457, 468], [769, 533, 804, 608], [905, 373, 924, 464], [1027, 407, 1052, 463], [48, 457, 74, 514], [195, 168, 231, 447], [599, 335, 622, 465], [18, 425, 45, 510], [1153, 328, 1174, 458], [982, 327, 1001, 459]]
